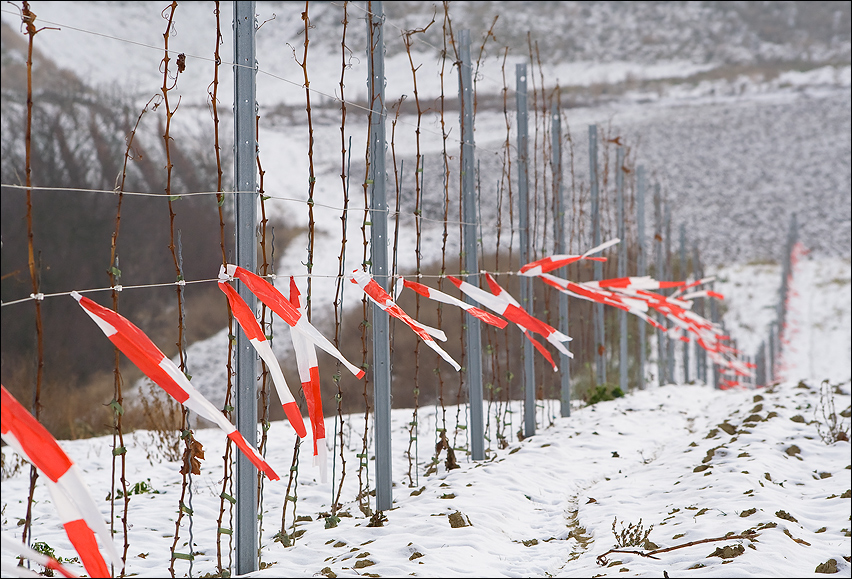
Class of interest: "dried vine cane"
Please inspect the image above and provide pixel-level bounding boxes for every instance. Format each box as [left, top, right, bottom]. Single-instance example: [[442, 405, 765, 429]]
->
[[330, 1, 352, 519], [208, 2, 236, 574], [156, 4, 195, 576], [170, 235, 198, 578], [485, 178, 503, 452], [473, 15, 498, 118], [108, 93, 158, 577], [527, 33, 540, 266], [277, 437, 302, 546], [430, 0, 453, 474], [18, 1, 56, 554], [388, 113, 409, 483], [389, 100, 404, 375], [442, 1, 467, 456], [255, 113, 272, 562], [403, 14, 434, 487], [500, 45, 516, 442], [298, 0, 317, 321], [533, 41, 553, 425]]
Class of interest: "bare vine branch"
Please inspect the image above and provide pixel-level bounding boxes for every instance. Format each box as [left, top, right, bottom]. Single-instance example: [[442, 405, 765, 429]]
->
[[596, 530, 760, 567]]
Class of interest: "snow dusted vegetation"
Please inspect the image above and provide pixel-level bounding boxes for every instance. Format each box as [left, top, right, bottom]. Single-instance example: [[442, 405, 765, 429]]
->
[[1, 1, 851, 577]]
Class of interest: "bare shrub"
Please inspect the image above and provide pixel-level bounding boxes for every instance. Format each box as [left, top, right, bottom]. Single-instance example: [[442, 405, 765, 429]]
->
[[612, 516, 654, 548], [133, 381, 183, 464], [814, 379, 850, 444]]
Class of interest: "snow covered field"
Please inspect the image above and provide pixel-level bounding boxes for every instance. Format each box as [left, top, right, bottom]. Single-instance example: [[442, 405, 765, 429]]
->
[[2, 255, 849, 578]]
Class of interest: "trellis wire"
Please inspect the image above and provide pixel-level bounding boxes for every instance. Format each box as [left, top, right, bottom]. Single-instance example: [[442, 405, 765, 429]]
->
[[0, 183, 495, 230]]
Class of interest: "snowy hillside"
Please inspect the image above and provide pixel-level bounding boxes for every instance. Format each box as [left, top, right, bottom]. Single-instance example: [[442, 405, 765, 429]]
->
[[3, 0, 849, 431], [2, 1, 848, 308]]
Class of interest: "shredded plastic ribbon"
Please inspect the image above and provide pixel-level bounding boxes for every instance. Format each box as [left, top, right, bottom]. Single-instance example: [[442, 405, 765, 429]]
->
[[285, 277, 328, 482], [72, 292, 280, 481], [447, 272, 573, 371], [225, 265, 365, 380], [394, 277, 508, 329], [217, 275, 307, 438], [220, 265, 366, 480], [1, 385, 118, 577], [518, 238, 620, 276], [534, 270, 748, 378], [351, 268, 461, 371]]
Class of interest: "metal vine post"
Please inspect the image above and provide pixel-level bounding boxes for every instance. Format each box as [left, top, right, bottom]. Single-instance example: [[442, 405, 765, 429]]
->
[[499, 46, 515, 442], [680, 223, 690, 383], [517, 62, 535, 438], [233, 1, 259, 572], [552, 96, 571, 417], [459, 28, 484, 460], [442, 3, 468, 454], [366, 0, 392, 513], [664, 201, 674, 381], [617, 146, 627, 394], [535, 42, 553, 422], [636, 165, 646, 390]]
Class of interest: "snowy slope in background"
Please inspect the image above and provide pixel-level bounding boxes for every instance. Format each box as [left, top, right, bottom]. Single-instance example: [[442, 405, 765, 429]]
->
[[1, 1, 849, 278]]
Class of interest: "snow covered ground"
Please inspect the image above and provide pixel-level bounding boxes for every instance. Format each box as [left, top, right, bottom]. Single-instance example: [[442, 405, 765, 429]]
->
[[2, 253, 849, 577]]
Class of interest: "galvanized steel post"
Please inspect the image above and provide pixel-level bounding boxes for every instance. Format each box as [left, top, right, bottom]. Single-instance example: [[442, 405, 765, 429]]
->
[[768, 321, 776, 383], [680, 224, 689, 383], [616, 147, 627, 393], [233, 2, 258, 574], [692, 242, 706, 383], [653, 184, 665, 386], [664, 203, 675, 382], [756, 344, 766, 387], [710, 280, 720, 389], [552, 103, 571, 415], [516, 64, 535, 437], [459, 30, 484, 460], [636, 165, 646, 390], [366, 0, 392, 512], [589, 125, 606, 386]]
